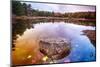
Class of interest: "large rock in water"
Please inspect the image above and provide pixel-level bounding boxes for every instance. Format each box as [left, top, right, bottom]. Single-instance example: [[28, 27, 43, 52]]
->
[[39, 38, 71, 60]]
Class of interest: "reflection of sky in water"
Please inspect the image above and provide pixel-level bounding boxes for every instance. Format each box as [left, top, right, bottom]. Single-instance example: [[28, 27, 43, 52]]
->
[[19, 22, 95, 63]]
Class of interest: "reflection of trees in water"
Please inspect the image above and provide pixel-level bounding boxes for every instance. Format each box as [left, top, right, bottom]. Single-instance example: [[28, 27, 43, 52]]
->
[[12, 19, 33, 49], [12, 19, 95, 50], [12, 19, 67, 49]]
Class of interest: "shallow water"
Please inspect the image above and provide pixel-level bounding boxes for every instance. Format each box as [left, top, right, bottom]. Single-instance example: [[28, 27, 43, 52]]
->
[[14, 21, 96, 63]]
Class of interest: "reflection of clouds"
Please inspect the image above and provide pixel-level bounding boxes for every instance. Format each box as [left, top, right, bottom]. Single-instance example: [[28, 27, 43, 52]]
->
[[15, 22, 95, 63], [15, 28, 40, 52]]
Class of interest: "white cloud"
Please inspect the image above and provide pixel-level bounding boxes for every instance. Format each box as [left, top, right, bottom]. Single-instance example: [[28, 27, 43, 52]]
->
[[23, 1, 95, 13]]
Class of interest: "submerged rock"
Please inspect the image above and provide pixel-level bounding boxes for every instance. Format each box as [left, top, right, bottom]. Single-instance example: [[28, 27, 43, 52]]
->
[[39, 38, 71, 60]]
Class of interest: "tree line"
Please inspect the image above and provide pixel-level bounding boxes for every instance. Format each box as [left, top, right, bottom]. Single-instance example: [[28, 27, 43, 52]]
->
[[12, 1, 96, 19]]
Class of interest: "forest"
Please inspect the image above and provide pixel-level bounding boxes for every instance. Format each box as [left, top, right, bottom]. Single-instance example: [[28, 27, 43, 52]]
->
[[12, 1, 96, 19]]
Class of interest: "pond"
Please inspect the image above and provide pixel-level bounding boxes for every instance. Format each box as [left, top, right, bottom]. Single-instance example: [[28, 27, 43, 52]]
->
[[12, 20, 96, 65]]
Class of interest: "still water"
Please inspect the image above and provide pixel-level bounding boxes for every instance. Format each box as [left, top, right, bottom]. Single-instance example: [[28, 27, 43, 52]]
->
[[13, 20, 96, 64]]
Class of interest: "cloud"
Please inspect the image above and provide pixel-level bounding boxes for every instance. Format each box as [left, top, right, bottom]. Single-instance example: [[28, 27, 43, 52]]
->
[[22, 1, 96, 13]]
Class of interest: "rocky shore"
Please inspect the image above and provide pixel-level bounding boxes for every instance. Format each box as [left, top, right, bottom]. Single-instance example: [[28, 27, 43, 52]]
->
[[83, 30, 96, 47]]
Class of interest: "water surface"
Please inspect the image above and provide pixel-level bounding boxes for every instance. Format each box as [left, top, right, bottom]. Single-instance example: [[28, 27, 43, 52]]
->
[[13, 21, 96, 63]]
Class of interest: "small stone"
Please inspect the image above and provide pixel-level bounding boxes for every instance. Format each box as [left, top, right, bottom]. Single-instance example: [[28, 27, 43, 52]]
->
[[27, 55, 32, 59], [42, 56, 48, 61]]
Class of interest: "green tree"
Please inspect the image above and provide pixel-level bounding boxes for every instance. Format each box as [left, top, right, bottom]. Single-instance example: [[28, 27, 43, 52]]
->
[[12, 1, 25, 16]]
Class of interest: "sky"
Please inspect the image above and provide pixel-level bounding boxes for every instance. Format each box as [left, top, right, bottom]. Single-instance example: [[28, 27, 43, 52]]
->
[[21, 1, 96, 13]]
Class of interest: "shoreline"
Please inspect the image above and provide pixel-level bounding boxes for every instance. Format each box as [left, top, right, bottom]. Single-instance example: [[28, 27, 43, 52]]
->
[[12, 16, 96, 26], [13, 16, 96, 22], [83, 30, 96, 47]]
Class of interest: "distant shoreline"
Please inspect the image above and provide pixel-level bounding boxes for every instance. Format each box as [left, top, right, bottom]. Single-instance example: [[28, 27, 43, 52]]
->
[[12, 16, 96, 26], [13, 16, 96, 22]]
